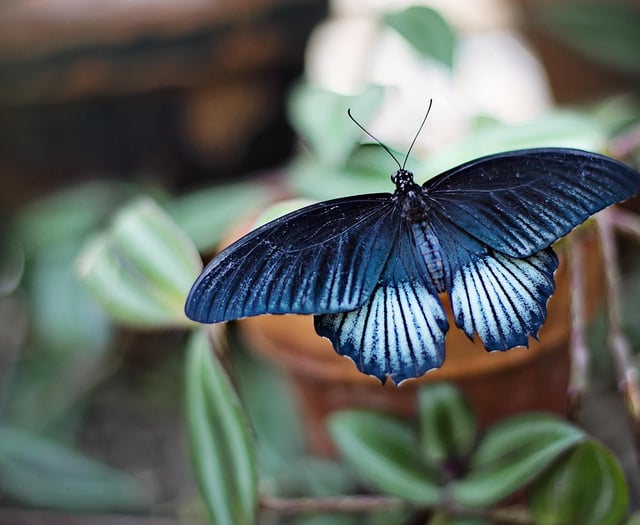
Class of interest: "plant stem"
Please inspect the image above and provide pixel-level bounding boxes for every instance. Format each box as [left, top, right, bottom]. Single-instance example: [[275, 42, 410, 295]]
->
[[260, 495, 535, 523], [609, 122, 640, 160], [260, 494, 410, 514], [595, 210, 640, 442], [567, 232, 589, 419], [607, 206, 640, 239]]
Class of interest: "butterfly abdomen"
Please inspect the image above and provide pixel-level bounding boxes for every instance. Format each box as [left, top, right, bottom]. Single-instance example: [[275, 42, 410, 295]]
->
[[411, 222, 447, 293]]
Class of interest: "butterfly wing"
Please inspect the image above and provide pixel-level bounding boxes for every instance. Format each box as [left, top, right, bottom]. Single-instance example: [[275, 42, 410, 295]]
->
[[315, 222, 449, 384], [185, 194, 399, 323], [424, 148, 640, 257], [415, 216, 558, 352]]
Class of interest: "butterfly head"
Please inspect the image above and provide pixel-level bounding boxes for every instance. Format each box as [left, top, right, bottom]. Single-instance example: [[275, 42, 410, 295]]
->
[[392, 168, 419, 193]]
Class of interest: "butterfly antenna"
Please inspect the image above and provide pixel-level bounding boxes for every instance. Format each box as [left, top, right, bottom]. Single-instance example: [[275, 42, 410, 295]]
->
[[347, 108, 402, 170], [402, 98, 433, 169]]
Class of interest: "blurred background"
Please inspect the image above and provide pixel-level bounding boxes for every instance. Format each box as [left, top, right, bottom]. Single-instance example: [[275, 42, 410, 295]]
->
[[0, 0, 639, 523]]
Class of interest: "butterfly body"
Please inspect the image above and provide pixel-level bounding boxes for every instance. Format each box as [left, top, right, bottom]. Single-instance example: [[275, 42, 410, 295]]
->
[[186, 147, 640, 384]]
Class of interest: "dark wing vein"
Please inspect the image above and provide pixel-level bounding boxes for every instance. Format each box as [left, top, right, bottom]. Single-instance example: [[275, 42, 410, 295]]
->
[[424, 148, 640, 257], [185, 194, 398, 322]]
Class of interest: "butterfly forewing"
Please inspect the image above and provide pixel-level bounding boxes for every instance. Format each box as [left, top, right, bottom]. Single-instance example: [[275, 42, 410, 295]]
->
[[185, 195, 398, 322], [425, 148, 640, 257]]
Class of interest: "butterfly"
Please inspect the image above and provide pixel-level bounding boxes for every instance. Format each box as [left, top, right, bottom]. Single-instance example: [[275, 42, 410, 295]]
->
[[185, 108, 640, 384]]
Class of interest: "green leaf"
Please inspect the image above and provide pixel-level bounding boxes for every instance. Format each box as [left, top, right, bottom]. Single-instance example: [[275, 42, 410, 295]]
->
[[287, 84, 384, 167], [186, 328, 258, 525], [110, 197, 202, 300], [230, 344, 306, 474], [384, 6, 456, 68], [273, 457, 357, 498], [253, 198, 318, 228], [418, 111, 606, 183], [30, 243, 112, 353], [167, 182, 272, 254], [417, 383, 476, 466], [0, 425, 148, 511], [625, 512, 640, 525], [453, 413, 585, 507], [530, 440, 628, 525], [77, 197, 202, 328], [14, 180, 129, 258], [329, 410, 442, 504], [0, 234, 24, 296], [535, 3, 640, 76], [427, 514, 491, 525], [287, 143, 421, 200]]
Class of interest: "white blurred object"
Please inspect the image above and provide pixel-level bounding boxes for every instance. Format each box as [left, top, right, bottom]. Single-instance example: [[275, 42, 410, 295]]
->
[[331, 0, 518, 32], [305, 0, 552, 153]]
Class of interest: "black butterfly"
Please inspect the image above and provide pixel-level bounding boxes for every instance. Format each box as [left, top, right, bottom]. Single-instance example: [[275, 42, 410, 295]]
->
[[185, 118, 640, 384]]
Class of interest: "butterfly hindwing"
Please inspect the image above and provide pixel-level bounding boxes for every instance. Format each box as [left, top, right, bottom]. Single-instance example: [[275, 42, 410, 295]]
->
[[427, 213, 559, 350], [425, 148, 640, 257], [185, 195, 398, 322], [315, 223, 448, 383], [450, 248, 558, 350]]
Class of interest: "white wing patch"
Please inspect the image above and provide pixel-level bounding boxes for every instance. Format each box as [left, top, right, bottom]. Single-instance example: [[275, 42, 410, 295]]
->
[[315, 280, 448, 384], [450, 248, 558, 350]]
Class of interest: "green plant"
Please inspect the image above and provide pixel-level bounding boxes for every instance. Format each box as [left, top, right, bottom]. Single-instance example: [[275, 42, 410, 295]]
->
[[3, 2, 639, 522], [67, 191, 633, 524]]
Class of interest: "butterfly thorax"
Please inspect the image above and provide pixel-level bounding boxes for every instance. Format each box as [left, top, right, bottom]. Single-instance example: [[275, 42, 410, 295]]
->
[[392, 169, 431, 222]]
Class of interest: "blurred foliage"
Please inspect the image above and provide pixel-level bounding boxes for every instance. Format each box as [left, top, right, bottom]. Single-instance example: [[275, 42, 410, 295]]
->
[[185, 328, 257, 525], [330, 384, 628, 523], [383, 6, 456, 69], [286, 85, 616, 201], [0, 181, 151, 511], [0, 425, 149, 511], [535, 2, 640, 77], [1, 1, 639, 522], [77, 197, 201, 328]]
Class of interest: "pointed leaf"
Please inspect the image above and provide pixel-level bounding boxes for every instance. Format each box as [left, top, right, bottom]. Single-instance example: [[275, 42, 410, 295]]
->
[[0, 234, 24, 296], [186, 328, 257, 525], [329, 410, 442, 504], [0, 425, 148, 511], [167, 182, 272, 254], [110, 197, 202, 300], [287, 143, 419, 201], [535, 3, 640, 76], [77, 197, 202, 327], [418, 383, 477, 466], [452, 414, 585, 507], [287, 84, 384, 167], [419, 111, 606, 183], [428, 514, 491, 525], [625, 512, 640, 525], [14, 180, 129, 257], [384, 6, 456, 68], [530, 440, 628, 525], [230, 346, 306, 474]]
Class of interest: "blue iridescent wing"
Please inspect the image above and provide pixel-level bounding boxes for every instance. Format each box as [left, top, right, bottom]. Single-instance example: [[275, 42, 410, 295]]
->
[[416, 215, 558, 352], [185, 194, 398, 322], [424, 148, 640, 257], [315, 222, 449, 384]]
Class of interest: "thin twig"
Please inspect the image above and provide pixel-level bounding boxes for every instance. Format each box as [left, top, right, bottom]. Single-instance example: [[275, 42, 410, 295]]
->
[[260, 495, 535, 523], [452, 504, 536, 525], [595, 210, 640, 441], [0, 508, 198, 525], [609, 122, 640, 160], [606, 206, 640, 239], [567, 232, 589, 419], [260, 494, 410, 514]]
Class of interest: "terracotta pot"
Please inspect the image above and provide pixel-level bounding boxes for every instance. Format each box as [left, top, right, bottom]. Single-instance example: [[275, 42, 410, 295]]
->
[[238, 227, 604, 456]]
